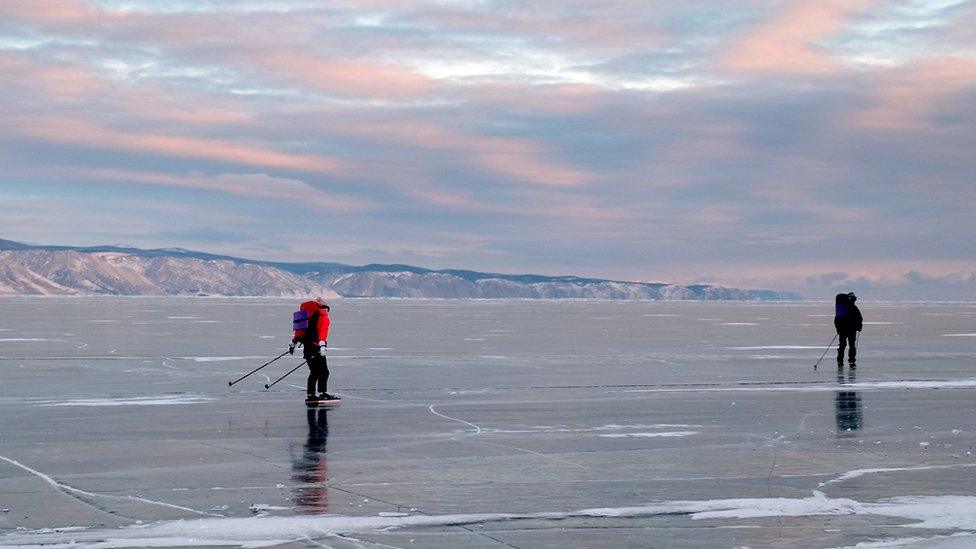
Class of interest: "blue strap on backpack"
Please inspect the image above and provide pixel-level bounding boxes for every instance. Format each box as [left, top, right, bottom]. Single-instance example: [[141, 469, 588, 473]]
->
[[293, 310, 309, 331]]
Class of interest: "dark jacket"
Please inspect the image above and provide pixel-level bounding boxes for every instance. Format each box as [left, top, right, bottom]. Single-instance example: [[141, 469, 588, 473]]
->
[[834, 294, 863, 333]]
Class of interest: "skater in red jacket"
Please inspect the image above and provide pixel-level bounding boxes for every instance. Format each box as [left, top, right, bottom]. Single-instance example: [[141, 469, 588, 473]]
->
[[289, 297, 335, 403]]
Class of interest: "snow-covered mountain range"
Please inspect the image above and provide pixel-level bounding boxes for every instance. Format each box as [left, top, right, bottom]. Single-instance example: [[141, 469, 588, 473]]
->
[[0, 239, 796, 300]]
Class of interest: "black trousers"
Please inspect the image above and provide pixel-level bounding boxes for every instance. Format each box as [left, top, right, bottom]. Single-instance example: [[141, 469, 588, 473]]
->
[[837, 331, 857, 362], [304, 348, 329, 395]]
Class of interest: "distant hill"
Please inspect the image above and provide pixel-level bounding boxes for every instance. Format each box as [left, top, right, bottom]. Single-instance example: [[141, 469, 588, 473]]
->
[[0, 239, 796, 300]]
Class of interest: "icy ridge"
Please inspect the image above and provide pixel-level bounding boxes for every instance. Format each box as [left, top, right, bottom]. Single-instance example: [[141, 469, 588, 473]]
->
[[0, 249, 791, 300]]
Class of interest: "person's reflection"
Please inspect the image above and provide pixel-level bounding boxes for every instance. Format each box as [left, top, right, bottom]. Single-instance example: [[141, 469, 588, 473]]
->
[[292, 408, 329, 513], [835, 365, 862, 434]]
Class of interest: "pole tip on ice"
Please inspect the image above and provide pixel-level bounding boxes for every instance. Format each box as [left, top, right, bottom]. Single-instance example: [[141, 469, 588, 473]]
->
[[264, 384, 270, 389]]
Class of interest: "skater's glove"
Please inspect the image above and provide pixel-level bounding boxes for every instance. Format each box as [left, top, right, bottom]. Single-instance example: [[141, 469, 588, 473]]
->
[[288, 343, 296, 355], [318, 341, 327, 356]]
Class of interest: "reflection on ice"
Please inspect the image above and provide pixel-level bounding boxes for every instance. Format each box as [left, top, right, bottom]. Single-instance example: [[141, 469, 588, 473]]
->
[[835, 366, 862, 435], [290, 409, 329, 514]]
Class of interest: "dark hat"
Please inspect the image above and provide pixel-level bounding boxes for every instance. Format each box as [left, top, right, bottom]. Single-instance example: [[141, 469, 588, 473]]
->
[[846, 292, 857, 302]]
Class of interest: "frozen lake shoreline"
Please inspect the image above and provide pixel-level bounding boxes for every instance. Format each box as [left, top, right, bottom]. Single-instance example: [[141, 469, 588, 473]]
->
[[1, 298, 974, 547]]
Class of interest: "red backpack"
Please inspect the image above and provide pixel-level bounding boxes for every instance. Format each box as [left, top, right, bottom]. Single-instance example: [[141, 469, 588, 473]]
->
[[292, 300, 319, 342]]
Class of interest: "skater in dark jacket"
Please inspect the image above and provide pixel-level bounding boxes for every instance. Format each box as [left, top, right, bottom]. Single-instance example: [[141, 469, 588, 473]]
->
[[834, 292, 863, 365]]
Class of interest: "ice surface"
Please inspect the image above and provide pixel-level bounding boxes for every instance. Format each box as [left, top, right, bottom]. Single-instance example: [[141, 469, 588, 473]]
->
[[1, 298, 975, 548]]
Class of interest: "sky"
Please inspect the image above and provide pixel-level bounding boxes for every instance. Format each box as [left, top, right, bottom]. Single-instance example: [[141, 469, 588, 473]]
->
[[0, 0, 974, 299]]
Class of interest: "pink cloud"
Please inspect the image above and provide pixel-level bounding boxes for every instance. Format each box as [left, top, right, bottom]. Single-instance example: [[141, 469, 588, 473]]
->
[[20, 116, 346, 174], [417, 5, 666, 54], [718, 0, 878, 75], [374, 165, 617, 221], [0, 0, 107, 24], [852, 54, 976, 129], [0, 51, 251, 128], [244, 52, 436, 98], [113, 89, 253, 127], [466, 83, 609, 115], [2, 2, 436, 100], [0, 51, 104, 97], [37, 167, 367, 212], [322, 118, 595, 187], [0, 49, 255, 128]]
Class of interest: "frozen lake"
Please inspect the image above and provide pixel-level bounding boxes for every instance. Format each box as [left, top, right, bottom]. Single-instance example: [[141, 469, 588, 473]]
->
[[1, 298, 974, 548]]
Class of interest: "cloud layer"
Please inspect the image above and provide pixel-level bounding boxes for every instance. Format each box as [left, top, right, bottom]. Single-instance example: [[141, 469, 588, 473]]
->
[[1, 0, 974, 298]]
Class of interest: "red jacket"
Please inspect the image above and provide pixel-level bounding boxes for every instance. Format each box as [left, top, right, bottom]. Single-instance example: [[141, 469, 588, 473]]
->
[[293, 301, 330, 345]]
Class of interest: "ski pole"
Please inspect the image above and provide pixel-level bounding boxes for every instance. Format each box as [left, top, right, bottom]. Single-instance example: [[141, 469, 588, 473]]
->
[[228, 350, 290, 386], [813, 334, 838, 370], [265, 360, 307, 389]]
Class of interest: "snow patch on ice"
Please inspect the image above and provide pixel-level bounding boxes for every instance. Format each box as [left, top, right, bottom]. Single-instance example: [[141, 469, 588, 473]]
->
[[721, 322, 758, 326], [5, 492, 976, 548], [599, 431, 698, 438], [487, 424, 701, 435], [625, 379, 976, 394], [36, 395, 213, 407], [187, 356, 263, 362], [835, 533, 976, 548], [728, 346, 823, 350], [0, 338, 63, 342], [943, 333, 976, 337], [249, 504, 291, 513]]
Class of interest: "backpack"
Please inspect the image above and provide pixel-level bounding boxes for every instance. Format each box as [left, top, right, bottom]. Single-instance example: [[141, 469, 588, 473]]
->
[[293, 301, 321, 344], [835, 293, 851, 317]]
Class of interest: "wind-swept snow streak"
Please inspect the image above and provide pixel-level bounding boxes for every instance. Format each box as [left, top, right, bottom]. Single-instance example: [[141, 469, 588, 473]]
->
[[819, 464, 976, 487], [428, 404, 482, 435], [0, 454, 218, 518], [427, 404, 584, 469]]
